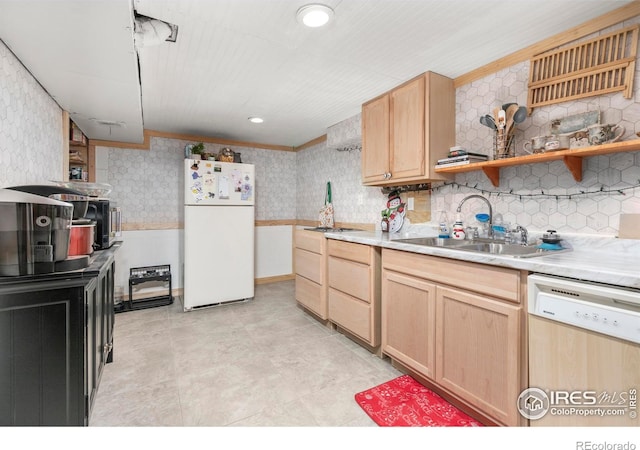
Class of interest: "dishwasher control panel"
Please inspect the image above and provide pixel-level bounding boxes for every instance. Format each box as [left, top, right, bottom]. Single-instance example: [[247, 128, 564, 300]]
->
[[528, 274, 640, 345]]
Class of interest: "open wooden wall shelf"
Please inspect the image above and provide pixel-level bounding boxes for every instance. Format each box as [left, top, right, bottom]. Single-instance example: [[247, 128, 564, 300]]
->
[[434, 139, 640, 187]]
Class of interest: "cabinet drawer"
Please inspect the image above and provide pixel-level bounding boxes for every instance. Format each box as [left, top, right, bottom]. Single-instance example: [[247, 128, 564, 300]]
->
[[328, 256, 370, 302], [382, 249, 520, 303], [328, 288, 373, 344], [295, 229, 324, 254], [328, 240, 370, 264], [295, 248, 323, 284], [295, 275, 325, 318]]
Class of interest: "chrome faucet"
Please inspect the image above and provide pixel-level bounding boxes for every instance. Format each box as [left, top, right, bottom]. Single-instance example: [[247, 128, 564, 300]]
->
[[456, 194, 493, 238]]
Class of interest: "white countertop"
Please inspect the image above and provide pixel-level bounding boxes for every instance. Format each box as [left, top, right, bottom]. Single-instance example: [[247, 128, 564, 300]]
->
[[322, 229, 640, 289]]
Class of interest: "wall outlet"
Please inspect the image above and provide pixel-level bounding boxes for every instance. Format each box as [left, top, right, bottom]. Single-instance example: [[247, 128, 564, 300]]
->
[[407, 197, 415, 210]]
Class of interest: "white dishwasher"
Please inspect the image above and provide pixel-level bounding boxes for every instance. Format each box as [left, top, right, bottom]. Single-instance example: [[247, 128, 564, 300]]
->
[[524, 274, 640, 426]]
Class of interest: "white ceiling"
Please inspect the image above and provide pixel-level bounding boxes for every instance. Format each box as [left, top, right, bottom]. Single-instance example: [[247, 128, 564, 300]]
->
[[0, 0, 634, 147]]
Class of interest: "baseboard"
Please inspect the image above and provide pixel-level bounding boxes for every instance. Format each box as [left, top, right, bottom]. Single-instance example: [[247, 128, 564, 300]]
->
[[255, 274, 295, 284], [116, 276, 294, 301]]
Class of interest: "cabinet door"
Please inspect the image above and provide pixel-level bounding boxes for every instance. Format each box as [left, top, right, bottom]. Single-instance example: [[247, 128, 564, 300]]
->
[[361, 94, 390, 183], [0, 280, 88, 426], [424, 71, 456, 179], [436, 286, 521, 426], [104, 260, 115, 363], [86, 278, 102, 415], [389, 75, 425, 182], [381, 269, 436, 379]]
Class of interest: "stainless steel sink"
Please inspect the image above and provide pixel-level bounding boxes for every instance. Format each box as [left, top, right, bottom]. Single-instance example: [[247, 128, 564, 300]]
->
[[392, 237, 570, 258], [393, 237, 471, 247], [455, 242, 569, 257]]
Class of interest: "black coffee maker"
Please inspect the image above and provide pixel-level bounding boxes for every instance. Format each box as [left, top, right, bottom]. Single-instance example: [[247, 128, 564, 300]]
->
[[5, 185, 93, 274], [0, 189, 74, 276]]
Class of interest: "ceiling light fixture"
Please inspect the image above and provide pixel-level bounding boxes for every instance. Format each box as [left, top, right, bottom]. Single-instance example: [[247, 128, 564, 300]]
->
[[296, 4, 334, 28], [248, 117, 264, 124], [89, 118, 127, 136]]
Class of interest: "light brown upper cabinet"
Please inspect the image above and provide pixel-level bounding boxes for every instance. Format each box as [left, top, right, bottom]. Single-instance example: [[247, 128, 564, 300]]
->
[[361, 71, 455, 186]]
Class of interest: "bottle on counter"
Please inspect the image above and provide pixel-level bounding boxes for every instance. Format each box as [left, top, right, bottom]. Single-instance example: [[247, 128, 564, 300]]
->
[[381, 211, 389, 232], [492, 213, 508, 240], [475, 213, 490, 238], [438, 211, 450, 238]]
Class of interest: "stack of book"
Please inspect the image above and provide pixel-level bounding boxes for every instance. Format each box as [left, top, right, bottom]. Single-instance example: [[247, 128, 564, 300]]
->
[[437, 149, 488, 167]]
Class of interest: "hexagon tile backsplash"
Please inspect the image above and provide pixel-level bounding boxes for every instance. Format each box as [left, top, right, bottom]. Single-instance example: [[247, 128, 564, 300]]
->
[[103, 137, 297, 225], [0, 40, 63, 186], [443, 18, 640, 236], [296, 140, 385, 225]]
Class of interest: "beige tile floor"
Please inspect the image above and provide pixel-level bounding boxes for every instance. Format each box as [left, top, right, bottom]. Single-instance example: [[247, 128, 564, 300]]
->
[[90, 280, 402, 427]]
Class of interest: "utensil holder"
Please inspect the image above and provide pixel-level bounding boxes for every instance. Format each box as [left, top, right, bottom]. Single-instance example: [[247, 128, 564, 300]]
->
[[493, 131, 515, 159]]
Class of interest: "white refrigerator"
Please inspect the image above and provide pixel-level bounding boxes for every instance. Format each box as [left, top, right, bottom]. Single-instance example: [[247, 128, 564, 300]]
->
[[183, 159, 255, 310]]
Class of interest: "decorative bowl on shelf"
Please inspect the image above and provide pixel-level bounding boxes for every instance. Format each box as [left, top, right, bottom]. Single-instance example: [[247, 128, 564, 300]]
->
[[218, 147, 235, 162]]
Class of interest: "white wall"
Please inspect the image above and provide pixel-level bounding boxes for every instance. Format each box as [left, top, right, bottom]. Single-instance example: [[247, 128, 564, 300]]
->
[[113, 229, 183, 299], [112, 225, 293, 299], [255, 225, 292, 279]]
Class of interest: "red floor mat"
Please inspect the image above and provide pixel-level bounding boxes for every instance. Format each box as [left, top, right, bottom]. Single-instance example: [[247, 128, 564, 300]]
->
[[355, 375, 484, 427]]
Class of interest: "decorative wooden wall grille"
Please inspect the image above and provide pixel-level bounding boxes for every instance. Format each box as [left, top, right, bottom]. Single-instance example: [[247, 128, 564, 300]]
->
[[528, 25, 639, 110]]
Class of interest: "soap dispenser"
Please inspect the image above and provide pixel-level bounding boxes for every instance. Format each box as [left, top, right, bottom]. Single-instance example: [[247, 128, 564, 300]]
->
[[438, 211, 450, 238], [452, 213, 466, 240], [380, 211, 389, 232]]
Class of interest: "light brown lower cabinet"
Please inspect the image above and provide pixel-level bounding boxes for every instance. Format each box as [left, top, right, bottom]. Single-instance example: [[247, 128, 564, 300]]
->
[[294, 229, 328, 320], [435, 286, 522, 426], [381, 248, 527, 426], [327, 239, 381, 350], [381, 269, 436, 379]]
